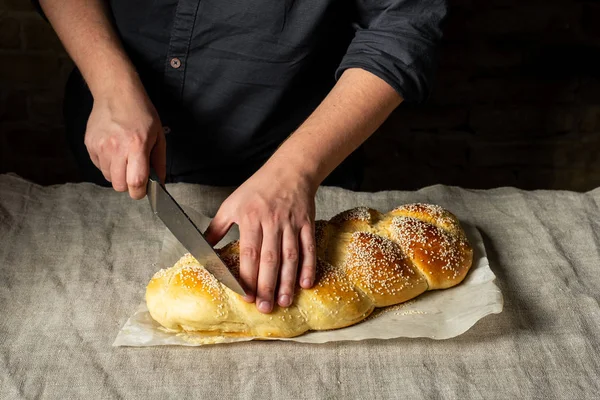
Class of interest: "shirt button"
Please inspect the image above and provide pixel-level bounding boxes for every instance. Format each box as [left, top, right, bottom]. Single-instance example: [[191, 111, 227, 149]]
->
[[170, 58, 181, 69], [163, 126, 171, 135]]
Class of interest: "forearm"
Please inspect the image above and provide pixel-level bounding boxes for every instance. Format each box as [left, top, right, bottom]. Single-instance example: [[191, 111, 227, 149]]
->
[[267, 68, 403, 187], [39, 0, 139, 97]]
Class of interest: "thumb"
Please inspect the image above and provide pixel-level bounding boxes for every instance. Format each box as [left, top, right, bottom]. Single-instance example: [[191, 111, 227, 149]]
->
[[150, 128, 167, 184], [204, 207, 233, 247]]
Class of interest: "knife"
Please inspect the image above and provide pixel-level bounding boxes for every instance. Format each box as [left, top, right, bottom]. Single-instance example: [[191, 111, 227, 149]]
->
[[146, 170, 246, 296]]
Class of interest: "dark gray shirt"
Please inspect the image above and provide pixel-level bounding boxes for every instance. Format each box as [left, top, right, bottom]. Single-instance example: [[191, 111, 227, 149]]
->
[[36, 0, 448, 186]]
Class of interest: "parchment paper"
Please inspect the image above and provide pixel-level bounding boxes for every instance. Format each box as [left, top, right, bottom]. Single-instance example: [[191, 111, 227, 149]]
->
[[113, 208, 503, 346]]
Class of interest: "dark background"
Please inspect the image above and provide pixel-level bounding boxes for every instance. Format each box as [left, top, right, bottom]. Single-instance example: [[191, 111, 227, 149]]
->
[[1, 0, 599, 191]]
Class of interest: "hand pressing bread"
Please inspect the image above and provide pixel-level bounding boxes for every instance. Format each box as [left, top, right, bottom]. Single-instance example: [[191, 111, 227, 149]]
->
[[146, 203, 473, 338]]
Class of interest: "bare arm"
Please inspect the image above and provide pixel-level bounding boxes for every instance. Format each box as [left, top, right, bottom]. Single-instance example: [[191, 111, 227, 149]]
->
[[39, 0, 166, 197], [39, 0, 134, 96], [267, 68, 402, 189]]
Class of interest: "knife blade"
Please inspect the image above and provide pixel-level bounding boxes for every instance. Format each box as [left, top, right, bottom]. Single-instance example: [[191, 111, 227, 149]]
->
[[146, 172, 246, 296]]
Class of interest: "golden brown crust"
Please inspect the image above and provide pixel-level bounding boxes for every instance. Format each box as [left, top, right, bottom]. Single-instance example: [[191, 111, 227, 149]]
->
[[146, 203, 473, 339], [295, 258, 373, 331], [329, 206, 383, 233], [389, 216, 472, 289], [342, 232, 428, 307], [388, 203, 466, 240]]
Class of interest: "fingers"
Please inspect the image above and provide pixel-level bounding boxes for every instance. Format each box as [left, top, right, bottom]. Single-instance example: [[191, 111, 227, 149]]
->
[[88, 151, 100, 172], [204, 208, 233, 247], [238, 220, 262, 303], [126, 139, 150, 200], [151, 129, 167, 184], [217, 180, 316, 314], [277, 226, 298, 307], [82, 98, 164, 198], [98, 155, 112, 183], [299, 223, 316, 289], [110, 157, 128, 192], [256, 225, 282, 314]]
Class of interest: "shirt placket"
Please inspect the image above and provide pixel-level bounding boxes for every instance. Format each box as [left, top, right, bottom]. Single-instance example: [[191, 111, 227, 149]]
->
[[163, 0, 201, 181]]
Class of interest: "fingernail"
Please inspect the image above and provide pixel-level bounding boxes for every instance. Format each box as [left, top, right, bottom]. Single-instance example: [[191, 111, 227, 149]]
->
[[258, 300, 271, 313], [302, 278, 312, 288], [243, 294, 255, 303], [279, 294, 290, 307]]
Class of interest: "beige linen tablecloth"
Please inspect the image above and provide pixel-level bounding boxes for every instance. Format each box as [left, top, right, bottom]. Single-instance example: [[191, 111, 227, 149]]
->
[[1, 173, 599, 399]]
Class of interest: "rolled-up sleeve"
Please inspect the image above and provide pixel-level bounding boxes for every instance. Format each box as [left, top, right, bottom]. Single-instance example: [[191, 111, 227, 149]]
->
[[336, 0, 448, 103]]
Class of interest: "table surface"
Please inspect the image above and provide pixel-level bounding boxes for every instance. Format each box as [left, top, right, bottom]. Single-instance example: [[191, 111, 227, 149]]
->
[[1, 173, 599, 399]]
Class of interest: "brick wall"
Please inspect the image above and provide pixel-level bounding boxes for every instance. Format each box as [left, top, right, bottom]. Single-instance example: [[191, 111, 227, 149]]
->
[[1, 0, 599, 191], [0, 0, 77, 183]]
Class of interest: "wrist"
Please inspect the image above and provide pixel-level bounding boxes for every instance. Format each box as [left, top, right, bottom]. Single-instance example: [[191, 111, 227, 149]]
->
[[86, 59, 143, 101], [265, 145, 324, 193]]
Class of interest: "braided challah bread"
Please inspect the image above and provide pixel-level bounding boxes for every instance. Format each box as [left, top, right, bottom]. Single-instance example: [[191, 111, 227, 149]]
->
[[146, 203, 473, 338]]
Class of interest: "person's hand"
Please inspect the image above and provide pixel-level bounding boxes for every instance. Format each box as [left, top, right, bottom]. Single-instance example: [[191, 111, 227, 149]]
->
[[84, 78, 166, 198], [205, 162, 318, 314]]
